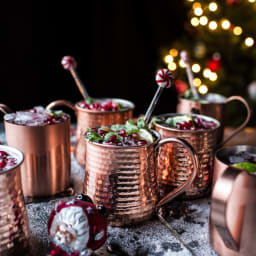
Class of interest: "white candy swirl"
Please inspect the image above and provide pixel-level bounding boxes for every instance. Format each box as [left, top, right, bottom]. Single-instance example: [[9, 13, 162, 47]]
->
[[155, 69, 173, 88], [61, 56, 77, 70]]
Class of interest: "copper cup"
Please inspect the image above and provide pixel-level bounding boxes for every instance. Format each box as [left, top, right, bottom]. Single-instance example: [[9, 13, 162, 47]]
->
[[46, 98, 134, 167], [0, 104, 71, 198], [177, 93, 251, 145], [83, 130, 199, 227], [0, 145, 30, 255], [210, 145, 256, 256], [154, 113, 223, 199]]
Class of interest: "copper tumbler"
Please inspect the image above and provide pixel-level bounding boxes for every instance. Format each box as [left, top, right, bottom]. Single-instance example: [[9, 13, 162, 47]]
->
[[210, 145, 256, 256], [46, 98, 134, 167], [0, 104, 71, 198], [83, 130, 199, 227], [0, 145, 29, 256], [177, 93, 251, 145], [154, 113, 223, 199]]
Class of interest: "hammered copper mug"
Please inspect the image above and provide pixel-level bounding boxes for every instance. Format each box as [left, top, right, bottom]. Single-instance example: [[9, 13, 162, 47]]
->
[[83, 130, 199, 227], [210, 145, 256, 256], [46, 98, 134, 167], [0, 104, 71, 198], [154, 113, 226, 199], [177, 93, 251, 145], [0, 145, 30, 255]]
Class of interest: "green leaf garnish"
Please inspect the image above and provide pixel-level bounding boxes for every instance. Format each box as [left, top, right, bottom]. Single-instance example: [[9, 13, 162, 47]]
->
[[233, 162, 256, 173], [104, 132, 123, 142], [165, 115, 193, 127], [111, 124, 126, 132], [137, 117, 146, 129], [149, 117, 161, 129], [125, 120, 139, 135], [86, 97, 95, 104], [84, 128, 103, 142], [47, 110, 65, 118]]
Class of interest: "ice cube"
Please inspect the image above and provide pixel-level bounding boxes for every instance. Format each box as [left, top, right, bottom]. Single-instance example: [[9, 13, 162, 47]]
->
[[14, 111, 34, 125], [228, 155, 245, 164], [4, 113, 16, 122], [33, 106, 45, 113]]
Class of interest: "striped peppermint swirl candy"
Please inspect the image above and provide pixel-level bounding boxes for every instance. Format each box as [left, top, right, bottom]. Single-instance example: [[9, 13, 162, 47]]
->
[[61, 56, 77, 70], [155, 69, 173, 88]]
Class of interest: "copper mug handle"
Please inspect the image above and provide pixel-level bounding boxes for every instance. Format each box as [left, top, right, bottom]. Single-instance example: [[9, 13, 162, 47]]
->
[[155, 137, 199, 208], [0, 104, 12, 114], [211, 166, 244, 251], [219, 96, 251, 148], [46, 100, 77, 113]]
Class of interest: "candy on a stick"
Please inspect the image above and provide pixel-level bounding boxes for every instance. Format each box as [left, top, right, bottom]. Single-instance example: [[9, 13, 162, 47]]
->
[[144, 69, 173, 124], [61, 56, 89, 99], [180, 50, 199, 99]]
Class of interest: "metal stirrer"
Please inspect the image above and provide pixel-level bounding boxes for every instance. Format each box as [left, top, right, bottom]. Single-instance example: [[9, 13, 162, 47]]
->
[[180, 50, 199, 99], [144, 69, 174, 124], [61, 56, 89, 100]]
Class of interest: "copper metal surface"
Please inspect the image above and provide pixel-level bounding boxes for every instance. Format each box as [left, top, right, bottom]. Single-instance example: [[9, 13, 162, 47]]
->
[[0, 145, 29, 256], [46, 98, 134, 167], [176, 94, 251, 145], [210, 145, 256, 256], [83, 131, 198, 227], [154, 113, 220, 199], [4, 116, 71, 198]]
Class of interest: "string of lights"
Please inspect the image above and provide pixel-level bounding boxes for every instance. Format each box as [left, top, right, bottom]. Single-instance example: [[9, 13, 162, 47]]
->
[[163, 0, 256, 95]]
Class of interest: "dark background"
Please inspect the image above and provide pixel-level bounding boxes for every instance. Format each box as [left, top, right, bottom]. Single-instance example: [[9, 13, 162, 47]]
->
[[2, 0, 186, 117]]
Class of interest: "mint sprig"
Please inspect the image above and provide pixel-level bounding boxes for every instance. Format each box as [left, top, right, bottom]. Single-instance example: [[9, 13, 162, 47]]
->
[[84, 128, 103, 142]]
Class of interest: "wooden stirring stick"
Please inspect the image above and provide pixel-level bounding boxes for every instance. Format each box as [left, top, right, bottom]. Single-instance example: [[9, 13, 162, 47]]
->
[[180, 51, 199, 99], [61, 56, 89, 100]]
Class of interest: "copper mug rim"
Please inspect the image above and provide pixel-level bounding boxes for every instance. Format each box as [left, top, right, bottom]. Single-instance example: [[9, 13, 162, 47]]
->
[[84, 129, 199, 209], [179, 92, 227, 105], [0, 145, 24, 175], [85, 129, 160, 149], [46, 98, 135, 114], [212, 145, 256, 252], [153, 113, 221, 134]]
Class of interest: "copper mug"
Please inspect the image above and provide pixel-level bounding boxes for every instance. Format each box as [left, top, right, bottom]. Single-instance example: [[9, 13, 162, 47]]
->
[[83, 130, 199, 226], [153, 113, 240, 199], [177, 93, 251, 145], [210, 145, 256, 256], [0, 104, 71, 198], [0, 145, 30, 255], [46, 98, 134, 167]]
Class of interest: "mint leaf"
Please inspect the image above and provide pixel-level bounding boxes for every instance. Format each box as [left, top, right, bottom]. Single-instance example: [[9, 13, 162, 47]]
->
[[111, 124, 126, 132], [104, 132, 123, 142], [84, 128, 103, 142], [125, 120, 139, 135], [137, 117, 146, 129], [183, 89, 192, 99], [165, 117, 176, 127], [86, 97, 95, 104], [149, 117, 161, 129], [233, 162, 256, 173]]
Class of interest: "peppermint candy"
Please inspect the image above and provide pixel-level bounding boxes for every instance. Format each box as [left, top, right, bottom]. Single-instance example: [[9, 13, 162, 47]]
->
[[155, 69, 173, 88], [61, 56, 77, 70]]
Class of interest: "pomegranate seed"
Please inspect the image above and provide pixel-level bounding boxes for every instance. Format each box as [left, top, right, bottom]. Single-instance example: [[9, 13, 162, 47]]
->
[[0, 151, 8, 158], [0, 159, 6, 168], [137, 140, 147, 146], [132, 133, 138, 138], [119, 129, 127, 137], [108, 135, 117, 142], [79, 102, 90, 109], [111, 102, 119, 111], [91, 128, 97, 132], [99, 129, 107, 135], [90, 103, 101, 110]]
